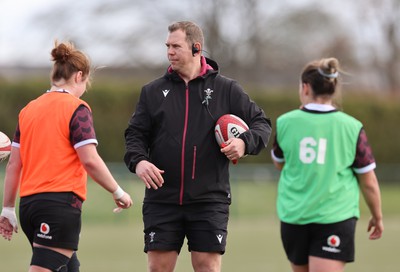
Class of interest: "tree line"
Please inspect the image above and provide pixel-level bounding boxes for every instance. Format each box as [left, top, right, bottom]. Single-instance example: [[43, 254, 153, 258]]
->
[[1, 80, 399, 165]]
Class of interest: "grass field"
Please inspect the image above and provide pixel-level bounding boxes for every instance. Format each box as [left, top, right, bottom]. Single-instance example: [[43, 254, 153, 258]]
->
[[1, 166, 399, 271]]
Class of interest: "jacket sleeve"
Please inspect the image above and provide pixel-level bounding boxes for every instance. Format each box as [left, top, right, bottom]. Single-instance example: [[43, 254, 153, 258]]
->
[[229, 81, 272, 155], [124, 87, 151, 173]]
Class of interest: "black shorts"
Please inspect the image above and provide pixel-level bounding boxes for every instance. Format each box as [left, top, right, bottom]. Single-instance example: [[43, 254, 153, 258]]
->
[[280, 217, 357, 265], [19, 192, 83, 250], [143, 202, 229, 254]]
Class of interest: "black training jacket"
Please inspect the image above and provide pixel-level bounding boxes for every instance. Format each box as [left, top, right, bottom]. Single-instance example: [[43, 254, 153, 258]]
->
[[124, 57, 272, 205]]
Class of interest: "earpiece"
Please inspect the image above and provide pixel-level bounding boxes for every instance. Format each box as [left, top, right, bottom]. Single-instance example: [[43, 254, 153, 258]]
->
[[192, 44, 200, 56]]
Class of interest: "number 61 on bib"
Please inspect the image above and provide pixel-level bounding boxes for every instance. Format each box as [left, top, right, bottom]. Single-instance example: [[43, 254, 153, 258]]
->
[[299, 137, 327, 164]]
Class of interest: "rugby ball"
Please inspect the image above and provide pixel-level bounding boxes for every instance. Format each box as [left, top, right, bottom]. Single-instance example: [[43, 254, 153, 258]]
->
[[215, 114, 249, 146], [0, 131, 11, 162]]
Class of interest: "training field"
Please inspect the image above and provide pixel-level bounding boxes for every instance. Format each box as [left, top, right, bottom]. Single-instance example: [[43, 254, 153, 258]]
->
[[1, 166, 399, 271]]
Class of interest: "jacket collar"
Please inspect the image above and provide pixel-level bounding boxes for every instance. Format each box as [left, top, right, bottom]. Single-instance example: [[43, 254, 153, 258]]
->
[[166, 56, 218, 81]]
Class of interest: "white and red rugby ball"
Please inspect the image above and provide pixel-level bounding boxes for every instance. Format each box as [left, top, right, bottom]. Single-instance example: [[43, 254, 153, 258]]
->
[[0, 131, 12, 162], [215, 114, 249, 146]]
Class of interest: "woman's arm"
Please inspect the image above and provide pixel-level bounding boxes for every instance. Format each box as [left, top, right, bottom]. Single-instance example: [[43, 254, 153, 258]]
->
[[76, 144, 133, 209], [357, 170, 384, 240], [1, 147, 22, 240]]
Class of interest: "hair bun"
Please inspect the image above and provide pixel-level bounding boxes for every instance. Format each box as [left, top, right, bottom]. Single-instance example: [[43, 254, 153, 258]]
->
[[318, 58, 340, 80], [51, 42, 73, 63]]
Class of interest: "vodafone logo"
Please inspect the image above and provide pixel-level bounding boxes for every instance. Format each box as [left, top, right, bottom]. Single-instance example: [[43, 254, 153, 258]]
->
[[322, 234, 341, 253], [40, 223, 50, 234], [37, 223, 52, 240], [327, 235, 340, 247]]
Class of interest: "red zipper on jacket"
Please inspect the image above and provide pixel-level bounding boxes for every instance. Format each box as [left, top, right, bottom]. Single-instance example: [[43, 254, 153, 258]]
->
[[192, 146, 197, 179], [179, 85, 190, 205]]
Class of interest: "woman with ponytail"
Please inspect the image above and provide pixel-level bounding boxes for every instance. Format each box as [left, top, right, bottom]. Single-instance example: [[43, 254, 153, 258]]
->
[[0, 41, 133, 272], [271, 58, 383, 272]]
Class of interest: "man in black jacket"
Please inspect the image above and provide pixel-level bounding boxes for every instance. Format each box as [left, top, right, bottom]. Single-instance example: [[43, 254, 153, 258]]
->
[[124, 21, 272, 272]]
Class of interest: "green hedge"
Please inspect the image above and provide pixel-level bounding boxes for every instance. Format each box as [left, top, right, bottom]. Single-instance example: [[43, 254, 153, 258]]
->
[[1, 80, 399, 163]]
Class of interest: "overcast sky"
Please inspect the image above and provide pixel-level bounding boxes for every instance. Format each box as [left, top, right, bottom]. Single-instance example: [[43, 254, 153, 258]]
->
[[0, 0, 390, 69], [0, 0, 319, 68], [0, 0, 61, 66]]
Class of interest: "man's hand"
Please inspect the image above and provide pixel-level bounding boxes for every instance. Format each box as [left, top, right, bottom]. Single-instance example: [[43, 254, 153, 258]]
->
[[220, 138, 246, 164], [136, 160, 165, 189]]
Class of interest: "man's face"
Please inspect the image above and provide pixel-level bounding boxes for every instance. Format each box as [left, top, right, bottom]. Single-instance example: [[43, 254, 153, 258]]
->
[[165, 29, 192, 72]]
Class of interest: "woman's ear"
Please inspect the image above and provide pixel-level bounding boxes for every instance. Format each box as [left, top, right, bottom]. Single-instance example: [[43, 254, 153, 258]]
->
[[302, 82, 311, 95], [75, 71, 83, 83]]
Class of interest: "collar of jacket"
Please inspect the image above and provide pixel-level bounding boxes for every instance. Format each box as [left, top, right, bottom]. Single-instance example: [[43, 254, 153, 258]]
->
[[166, 56, 219, 81]]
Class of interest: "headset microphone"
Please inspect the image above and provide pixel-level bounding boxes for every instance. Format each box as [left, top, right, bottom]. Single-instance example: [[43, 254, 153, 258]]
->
[[192, 44, 200, 56]]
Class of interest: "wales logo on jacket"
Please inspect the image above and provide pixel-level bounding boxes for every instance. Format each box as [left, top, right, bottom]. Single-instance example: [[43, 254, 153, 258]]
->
[[202, 88, 213, 105]]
